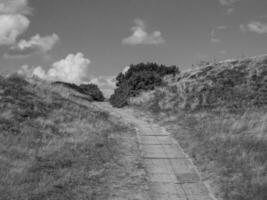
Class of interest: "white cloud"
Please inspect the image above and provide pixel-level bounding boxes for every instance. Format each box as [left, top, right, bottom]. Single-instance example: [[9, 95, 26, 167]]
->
[[241, 21, 267, 34], [0, 0, 32, 46], [0, 14, 29, 45], [18, 65, 47, 79], [0, 0, 31, 15], [122, 66, 130, 74], [90, 76, 116, 88], [6, 34, 59, 57], [122, 19, 165, 45], [48, 53, 90, 83], [18, 53, 91, 84], [15, 34, 59, 52], [18, 64, 33, 76], [32, 66, 46, 79], [89, 76, 116, 98]]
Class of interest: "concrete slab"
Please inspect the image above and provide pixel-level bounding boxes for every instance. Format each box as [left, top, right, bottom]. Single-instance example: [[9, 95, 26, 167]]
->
[[150, 183, 186, 195], [141, 144, 187, 159], [170, 159, 200, 183], [181, 182, 209, 196], [144, 159, 173, 174], [162, 145, 188, 158], [139, 136, 159, 145], [139, 135, 177, 145], [186, 196, 213, 200], [151, 193, 187, 200], [141, 132, 171, 136], [149, 173, 178, 183]]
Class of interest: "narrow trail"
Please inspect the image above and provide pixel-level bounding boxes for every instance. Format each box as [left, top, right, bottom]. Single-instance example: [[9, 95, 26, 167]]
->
[[94, 102, 216, 200]]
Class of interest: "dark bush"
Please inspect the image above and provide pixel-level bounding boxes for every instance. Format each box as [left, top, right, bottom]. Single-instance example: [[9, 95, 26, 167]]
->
[[79, 84, 105, 101], [53, 82, 105, 102], [110, 62, 179, 108], [109, 85, 131, 108], [6, 74, 29, 87]]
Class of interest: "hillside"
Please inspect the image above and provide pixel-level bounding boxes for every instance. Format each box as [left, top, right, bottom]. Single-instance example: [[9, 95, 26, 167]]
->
[[128, 55, 267, 200], [130, 54, 267, 112], [0, 75, 150, 200]]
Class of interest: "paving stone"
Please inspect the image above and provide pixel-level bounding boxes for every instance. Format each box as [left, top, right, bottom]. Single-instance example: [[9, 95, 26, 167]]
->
[[151, 193, 187, 200], [161, 145, 188, 158], [139, 136, 160, 145], [149, 173, 178, 183], [175, 173, 201, 184], [141, 131, 171, 136], [139, 135, 177, 145], [186, 195, 213, 200], [181, 182, 209, 196], [156, 136, 178, 145], [150, 183, 186, 196], [144, 159, 173, 173], [169, 159, 200, 183], [141, 144, 187, 159]]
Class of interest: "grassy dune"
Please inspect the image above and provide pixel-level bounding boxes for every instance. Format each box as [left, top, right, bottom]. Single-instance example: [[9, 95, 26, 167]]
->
[[0, 75, 149, 200], [157, 110, 267, 200], [129, 55, 267, 200], [132, 98, 267, 200]]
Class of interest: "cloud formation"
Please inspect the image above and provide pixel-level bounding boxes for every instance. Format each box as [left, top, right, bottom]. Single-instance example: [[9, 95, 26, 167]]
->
[[241, 21, 267, 34], [122, 66, 130, 74], [122, 19, 165, 45], [0, 0, 31, 15], [90, 76, 116, 97], [0, 0, 31, 46], [6, 33, 59, 57], [0, 14, 29, 45], [90, 76, 116, 88], [0, 0, 59, 59], [19, 53, 91, 84]]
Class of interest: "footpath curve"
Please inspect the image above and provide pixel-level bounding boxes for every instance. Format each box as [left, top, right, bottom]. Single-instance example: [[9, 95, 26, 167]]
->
[[94, 102, 217, 200]]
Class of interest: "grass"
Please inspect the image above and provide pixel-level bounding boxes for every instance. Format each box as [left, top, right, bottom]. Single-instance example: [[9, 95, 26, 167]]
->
[[130, 79, 267, 200], [128, 55, 267, 200], [156, 109, 267, 200], [0, 75, 149, 200]]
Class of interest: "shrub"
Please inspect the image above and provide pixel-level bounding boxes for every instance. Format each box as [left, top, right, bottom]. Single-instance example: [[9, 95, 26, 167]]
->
[[52, 82, 105, 102], [79, 83, 105, 101], [109, 85, 131, 108], [5, 74, 29, 87], [110, 62, 179, 108]]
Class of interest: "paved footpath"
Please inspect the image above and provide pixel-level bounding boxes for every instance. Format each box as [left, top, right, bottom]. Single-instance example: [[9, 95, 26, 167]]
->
[[94, 103, 217, 200]]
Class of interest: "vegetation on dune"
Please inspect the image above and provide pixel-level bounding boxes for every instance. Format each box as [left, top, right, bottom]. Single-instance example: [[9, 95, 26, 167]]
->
[[52, 81, 105, 102], [0, 75, 149, 200], [160, 110, 267, 200], [130, 55, 267, 200], [109, 62, 179, 108], [131, 56, 267, 113]]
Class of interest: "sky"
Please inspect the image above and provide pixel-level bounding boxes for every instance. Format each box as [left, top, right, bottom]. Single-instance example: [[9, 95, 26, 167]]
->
[[0, 0, 267, 89]]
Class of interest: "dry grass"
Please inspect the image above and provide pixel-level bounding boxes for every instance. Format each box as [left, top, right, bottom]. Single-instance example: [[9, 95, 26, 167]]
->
[[129, 55, 267, 200], [0, 75, 149, 200], [157, 109, 267, 200]]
